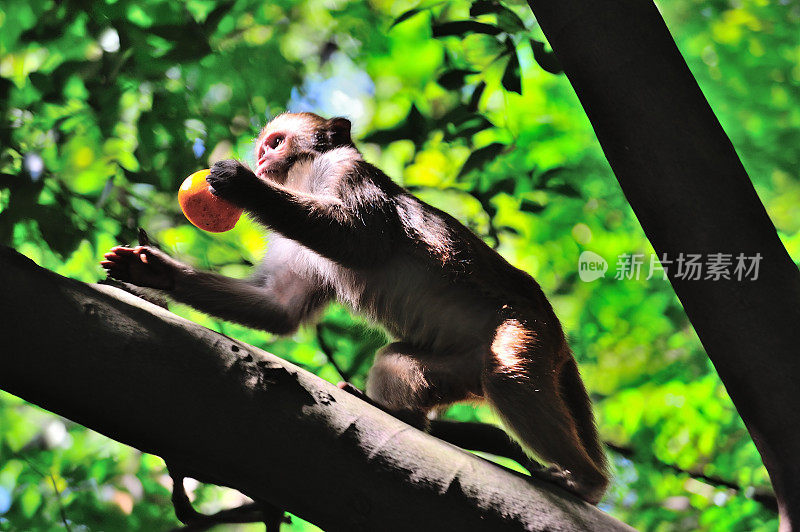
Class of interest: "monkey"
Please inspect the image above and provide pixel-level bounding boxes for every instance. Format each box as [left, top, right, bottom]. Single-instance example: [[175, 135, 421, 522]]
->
[[101, 112, 609, 504]]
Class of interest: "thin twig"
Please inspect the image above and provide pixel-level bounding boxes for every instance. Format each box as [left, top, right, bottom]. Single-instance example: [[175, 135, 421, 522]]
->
[[604, 441, 778, 512], [48, 473, 72, 532], [17, 456, 72, 532], [316, 323, 351, 381]]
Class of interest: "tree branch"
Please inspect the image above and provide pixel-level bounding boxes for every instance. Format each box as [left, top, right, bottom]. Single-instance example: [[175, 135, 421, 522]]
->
[[526, 0, 800, 524], [429, 421, 778, 513], [0, 246, 632, 532]]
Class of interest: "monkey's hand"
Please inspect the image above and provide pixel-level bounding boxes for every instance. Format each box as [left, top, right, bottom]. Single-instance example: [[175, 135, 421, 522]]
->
[[101, 246, 182, 291], [207, 159, 261, 207]]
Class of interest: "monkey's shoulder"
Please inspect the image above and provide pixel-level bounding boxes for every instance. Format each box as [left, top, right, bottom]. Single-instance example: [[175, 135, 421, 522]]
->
[[392, 194, 551, 305], [392, 195, 491, 268]]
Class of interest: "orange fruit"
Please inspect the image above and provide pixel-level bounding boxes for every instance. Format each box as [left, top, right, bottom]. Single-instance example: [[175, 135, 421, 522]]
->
[[178, 169, 243, 233]]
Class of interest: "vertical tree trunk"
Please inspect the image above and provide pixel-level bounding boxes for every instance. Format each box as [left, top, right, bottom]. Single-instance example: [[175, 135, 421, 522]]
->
[[526, 0, 800, 527]]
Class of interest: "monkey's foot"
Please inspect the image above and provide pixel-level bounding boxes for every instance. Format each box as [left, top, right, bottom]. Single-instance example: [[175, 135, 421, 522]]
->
[[336, 382, 428, 429], [535, 466, 605, 505]]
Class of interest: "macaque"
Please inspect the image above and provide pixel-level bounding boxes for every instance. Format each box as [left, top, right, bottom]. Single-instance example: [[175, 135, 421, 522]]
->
[[101, 112, 609, 504]]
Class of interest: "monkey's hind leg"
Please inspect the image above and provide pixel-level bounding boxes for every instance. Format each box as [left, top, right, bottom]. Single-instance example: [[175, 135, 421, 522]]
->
[[365, 343, 481, 429], [483, 320, 609, 504]]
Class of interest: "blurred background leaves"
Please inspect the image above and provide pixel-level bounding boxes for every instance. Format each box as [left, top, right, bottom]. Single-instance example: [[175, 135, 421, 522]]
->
[[1, 0, 797, 530]]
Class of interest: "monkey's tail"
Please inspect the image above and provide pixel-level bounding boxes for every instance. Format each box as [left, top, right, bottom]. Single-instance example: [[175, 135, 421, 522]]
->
[[481, 343, 609, 504]]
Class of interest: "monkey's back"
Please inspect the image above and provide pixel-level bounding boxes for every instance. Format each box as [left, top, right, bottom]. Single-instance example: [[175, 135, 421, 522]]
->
[[348, 192, 565, 355]]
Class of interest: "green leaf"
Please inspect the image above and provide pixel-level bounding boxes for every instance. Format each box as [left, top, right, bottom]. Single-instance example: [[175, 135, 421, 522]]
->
[[432, 21, 503, 38], [391, 8, 423, 28], [502, 49, 521, 94], [470, 0, 501, 16], [485, 177, 516, 197], [530, 39, 563, 74], [458, 142, 506, 178], [498, 225, 520, 235], [468, 81, 486, 111], [444, 115, 494, 142], [470, 1, 526, 32], [203, 0, 236, 30], [361, 105, 429, 148], [547, 183, 582, 198], [440, 105, 495, 141], [35, 204, 83, 256], [437, 69, 479, 90], [534, 166, 565, 187], [520, 198, 546, 213], [20, 485, 42, 518]]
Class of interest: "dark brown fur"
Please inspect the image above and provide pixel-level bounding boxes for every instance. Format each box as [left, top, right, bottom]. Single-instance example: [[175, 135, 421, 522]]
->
[[102, 112, 609, 503]]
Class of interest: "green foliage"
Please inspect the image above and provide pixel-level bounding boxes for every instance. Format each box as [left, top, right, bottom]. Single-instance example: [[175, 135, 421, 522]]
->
[[0, 0, 796, 529]]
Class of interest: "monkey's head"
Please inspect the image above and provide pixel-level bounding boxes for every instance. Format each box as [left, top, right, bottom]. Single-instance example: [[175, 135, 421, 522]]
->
[[255, 112, 353, 183]]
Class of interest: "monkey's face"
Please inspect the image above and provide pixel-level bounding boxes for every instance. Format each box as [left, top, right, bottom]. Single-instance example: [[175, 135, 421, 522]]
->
[[255, 112, 352, 184]]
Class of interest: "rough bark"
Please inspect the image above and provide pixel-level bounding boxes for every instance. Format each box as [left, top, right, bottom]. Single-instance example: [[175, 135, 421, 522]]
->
[[0, 246, 632, 532], [526, 0, 800, 528]]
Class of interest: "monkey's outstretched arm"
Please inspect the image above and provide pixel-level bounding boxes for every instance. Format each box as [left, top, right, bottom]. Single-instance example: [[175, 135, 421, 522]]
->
[[102, 246, 329, 334], [172, 267, 329, 334], [207, 160, 396, 268]]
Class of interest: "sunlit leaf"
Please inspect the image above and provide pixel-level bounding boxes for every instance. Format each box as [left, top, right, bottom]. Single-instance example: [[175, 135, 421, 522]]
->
[[391, 8, 423, 28], [458, 142, 506, 178]]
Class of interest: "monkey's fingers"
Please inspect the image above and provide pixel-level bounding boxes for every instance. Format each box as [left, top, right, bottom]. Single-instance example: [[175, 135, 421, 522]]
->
[[110, 246, 147, 261], [109, 246, 139, 255], [132, 246, 154, 264], [105, 246, 155, 267], [100, 250, 136, 277], [207, 159, 259, 205], [101, 249, 140, 269], [102, 250, 127, 262], [101, 252, 124, 269], [129, 245, 172, 267]]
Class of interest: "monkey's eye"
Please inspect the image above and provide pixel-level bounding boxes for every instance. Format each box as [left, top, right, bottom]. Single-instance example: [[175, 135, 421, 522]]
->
[[267, 134, 285, 150]]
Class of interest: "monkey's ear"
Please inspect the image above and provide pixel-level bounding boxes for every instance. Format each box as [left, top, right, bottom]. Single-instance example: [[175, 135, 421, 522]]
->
[[327, 117, 352, 148]]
